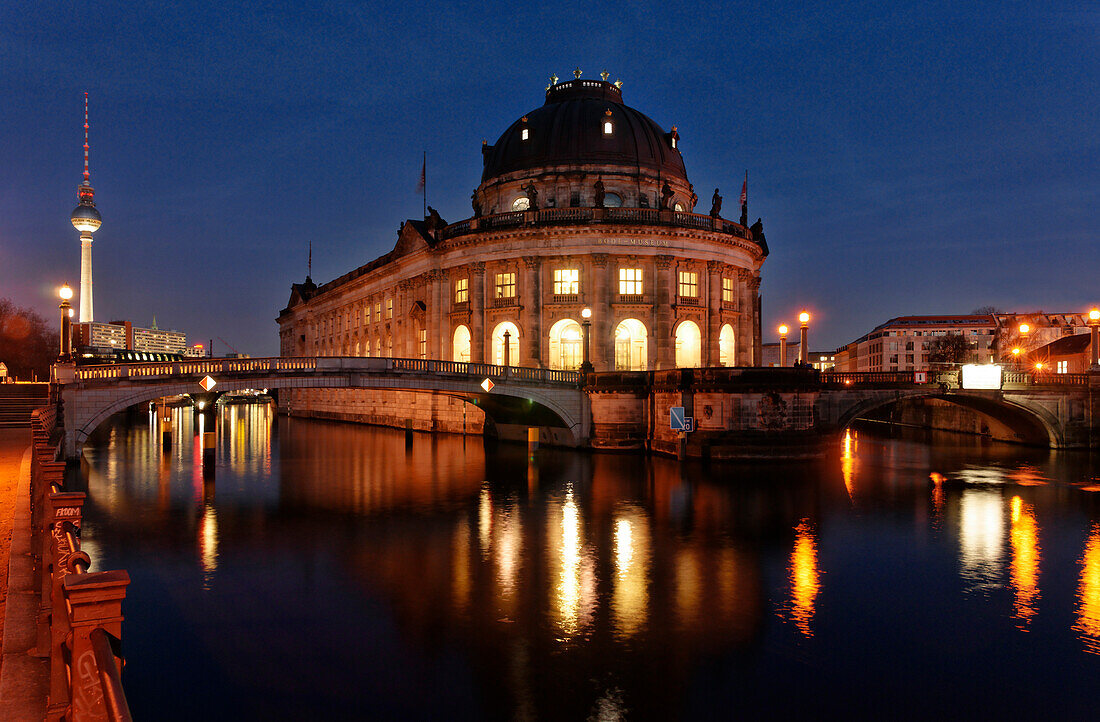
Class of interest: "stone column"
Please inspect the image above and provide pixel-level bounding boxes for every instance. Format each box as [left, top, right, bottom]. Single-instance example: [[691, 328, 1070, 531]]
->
[[523, 257, 542, 366], [395, 281, 407, 357], [737, 269, 755, 366], [591, 254, 610, 369], [430, 270, 443, 359], [751, 275, 762, 367], [707, 260, 722, 367], [655, 255, 674, 369], [471, 262, 486, 363]]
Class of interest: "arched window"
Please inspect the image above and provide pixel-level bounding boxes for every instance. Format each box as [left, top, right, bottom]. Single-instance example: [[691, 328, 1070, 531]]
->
[[604, 192, 622, 208], [453, 325, 471, 363], [675, 320, 702, 368], [491, 322, 520, 366], [719, 324, 736, 367], [614, 319, 648, 371], [548, 318, 583, 370], [365, 339, 371, 358], [512, 197, 530, 211]]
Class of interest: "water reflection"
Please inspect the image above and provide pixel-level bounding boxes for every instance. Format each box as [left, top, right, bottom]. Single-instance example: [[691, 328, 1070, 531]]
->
[[1076, 524, 1100, 654], [1008, 496, 1040, 628], [76, 412, 1100, 720], [785, 519, 820, 636], [958, 488, 1005, 593]]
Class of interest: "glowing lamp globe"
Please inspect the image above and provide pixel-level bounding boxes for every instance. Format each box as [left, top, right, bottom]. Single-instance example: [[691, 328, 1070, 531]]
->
[[778, 324, 788, 336], [581, 307, 592, 319], [1018, 323, 1030, 335], [1089, 309, 1100, 323], [59, 284, 73, 300], [70, 204, 102, 233], [799, 311, 810, 325]]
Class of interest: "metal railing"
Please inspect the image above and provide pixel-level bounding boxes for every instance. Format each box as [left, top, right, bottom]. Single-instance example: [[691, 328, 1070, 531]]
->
[[30, 408, 132, 721], [74, 356, 582, 387]]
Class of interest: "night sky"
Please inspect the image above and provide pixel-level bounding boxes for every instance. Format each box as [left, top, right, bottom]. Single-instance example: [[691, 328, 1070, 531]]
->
[[2, 1, 1096, 357]]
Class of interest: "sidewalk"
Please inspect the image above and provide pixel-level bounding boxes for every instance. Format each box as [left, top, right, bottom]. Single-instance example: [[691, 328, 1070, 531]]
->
[[0, 428, 48, 719], [0, 428, 30, 655]]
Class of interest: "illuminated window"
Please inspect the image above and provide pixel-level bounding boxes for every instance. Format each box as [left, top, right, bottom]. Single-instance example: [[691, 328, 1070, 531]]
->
[[671, 136, 677, 149], [365, 305, 371, 323], [521, 128, 529, 141], [619, 268, 643, 295], [678, 271, 698, 298], [386, 299, 392, 319], [553, 269, 579, 295], [495, 272, 516, 298], [512, 197, 530, 211], [418, 329, 427, 359], [603, 120, 613, 135], [1057, 360, 1068, 374], [375, 302, 381, 320], [455, 278, 469, 303], [365, 339, 371, 357], [387, 336, 392, 357], [722, 277, 734, 303]]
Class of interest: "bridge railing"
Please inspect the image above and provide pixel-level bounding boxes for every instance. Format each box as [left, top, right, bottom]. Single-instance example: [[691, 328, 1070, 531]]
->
[[74, 356, 581, 387], [30, 408, 132, 721]]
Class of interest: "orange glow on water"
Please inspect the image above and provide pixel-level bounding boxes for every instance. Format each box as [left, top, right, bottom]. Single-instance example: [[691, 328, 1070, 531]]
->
[[1075, 524, 1100, 654], [788, 519, 820, 636], [841, 430, 856, 499], [1008, 496, 1040, 628]]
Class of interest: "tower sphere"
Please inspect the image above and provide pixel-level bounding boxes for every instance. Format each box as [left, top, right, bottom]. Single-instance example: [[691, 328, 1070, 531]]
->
[[71, 201, 101, 233]]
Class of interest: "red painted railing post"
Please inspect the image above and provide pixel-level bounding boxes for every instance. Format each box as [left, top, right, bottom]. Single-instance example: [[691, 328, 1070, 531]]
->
[[63, 570, 130, 721]]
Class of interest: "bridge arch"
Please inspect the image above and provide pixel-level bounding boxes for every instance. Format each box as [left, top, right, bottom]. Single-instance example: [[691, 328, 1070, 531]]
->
[[835, 390, 1060, 447], [64, 360, 586, 457]]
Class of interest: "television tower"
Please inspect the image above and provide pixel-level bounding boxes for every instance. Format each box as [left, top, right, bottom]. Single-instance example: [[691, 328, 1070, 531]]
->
[[70, 92, 101, 322]]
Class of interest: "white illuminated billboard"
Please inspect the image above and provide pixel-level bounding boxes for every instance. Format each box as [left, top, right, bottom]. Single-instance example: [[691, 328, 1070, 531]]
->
[[961, 364, 1002, 390]]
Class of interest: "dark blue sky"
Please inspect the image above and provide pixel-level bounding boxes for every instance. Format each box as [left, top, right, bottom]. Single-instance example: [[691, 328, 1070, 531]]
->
[[2, 1, 1096, 356]]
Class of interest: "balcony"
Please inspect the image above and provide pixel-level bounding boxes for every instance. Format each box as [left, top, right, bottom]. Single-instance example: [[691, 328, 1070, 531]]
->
[[677, 296, 700, 307], [617, 294, 646, 305], [552, 294, 579, 304], [491, 296, 518, 308], [436, 207, 761, 251]]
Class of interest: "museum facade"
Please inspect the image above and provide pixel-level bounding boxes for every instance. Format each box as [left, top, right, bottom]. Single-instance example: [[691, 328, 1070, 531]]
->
[[278, 76, 768, 376]]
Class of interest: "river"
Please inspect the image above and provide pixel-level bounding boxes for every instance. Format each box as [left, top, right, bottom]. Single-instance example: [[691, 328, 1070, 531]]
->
[[77, 403, 1100, 720]]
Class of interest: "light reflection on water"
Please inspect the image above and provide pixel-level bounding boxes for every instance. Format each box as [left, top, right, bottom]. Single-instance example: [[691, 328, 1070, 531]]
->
[[76, 409, 1100, 719]]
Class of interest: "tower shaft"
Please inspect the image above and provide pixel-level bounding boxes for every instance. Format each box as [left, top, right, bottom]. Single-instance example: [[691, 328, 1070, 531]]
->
[[80, 234, 93, 322]]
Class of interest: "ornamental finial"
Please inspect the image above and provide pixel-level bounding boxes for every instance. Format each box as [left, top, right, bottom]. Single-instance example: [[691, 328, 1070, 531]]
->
[[600, 70, 609, 81], [614, 79, 623, 89], [573, 67, 582, 79]]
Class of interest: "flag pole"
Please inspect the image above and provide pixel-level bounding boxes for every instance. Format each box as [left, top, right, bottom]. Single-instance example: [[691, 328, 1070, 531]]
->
[[422, 150, 427, 219]]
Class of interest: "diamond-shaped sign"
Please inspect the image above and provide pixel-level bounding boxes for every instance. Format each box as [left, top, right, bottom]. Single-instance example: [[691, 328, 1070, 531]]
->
[[480, 378, 495, 393], [199, 375, 217, 392]]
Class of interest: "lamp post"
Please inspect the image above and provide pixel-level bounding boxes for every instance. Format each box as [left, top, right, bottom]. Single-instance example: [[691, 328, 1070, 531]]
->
[[798, 311, 810, 365], [579, 307, 593, 373], [58, 284, 73, 361], [1011, 347, 1021, 371], [778, 324, 789, 367], [502, 329, 511, 368], [1088, 308, 1099, 369]]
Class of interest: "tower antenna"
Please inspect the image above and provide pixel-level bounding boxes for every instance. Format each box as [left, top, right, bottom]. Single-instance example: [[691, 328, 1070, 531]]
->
[[83, 92, 90, 183]]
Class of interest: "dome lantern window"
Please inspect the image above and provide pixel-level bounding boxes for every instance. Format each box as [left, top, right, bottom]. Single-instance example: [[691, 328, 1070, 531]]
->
[[602, 109, 614, 136]]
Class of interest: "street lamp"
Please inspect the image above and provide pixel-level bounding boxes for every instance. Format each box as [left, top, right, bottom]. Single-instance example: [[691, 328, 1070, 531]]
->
[[1088, 308, 1099, 369], [58, 284, 73, 361], [1011, 347, 1021, 371], [502, 329, 512, 368], [579, 307, 593, 373], [798, 311, 810, 365], [778, 324, 789, 367]]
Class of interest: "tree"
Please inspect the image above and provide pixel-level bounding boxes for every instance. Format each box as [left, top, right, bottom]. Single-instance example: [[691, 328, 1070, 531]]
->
[[970, 306, 1004, 316], [0, 299, 57, 380], [927, 333, 972, 365]]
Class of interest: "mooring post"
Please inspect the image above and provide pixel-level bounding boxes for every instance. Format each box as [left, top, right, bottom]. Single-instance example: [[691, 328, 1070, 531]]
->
[[405, 419, 414, 448], [528, 427, 539, 455]]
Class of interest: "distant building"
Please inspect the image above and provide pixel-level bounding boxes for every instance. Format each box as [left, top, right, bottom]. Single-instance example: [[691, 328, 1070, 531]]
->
[[993, 312, 1094, 361], [1021, 333, 1091, 374], [73, 320, 186, 355], [183, 344, 209, 358], [833, 315, 997, 372], [760, 342, 834, 370]]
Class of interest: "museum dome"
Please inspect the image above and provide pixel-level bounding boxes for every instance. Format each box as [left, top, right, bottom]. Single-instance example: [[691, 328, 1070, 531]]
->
[[480, 78, 687, 185]]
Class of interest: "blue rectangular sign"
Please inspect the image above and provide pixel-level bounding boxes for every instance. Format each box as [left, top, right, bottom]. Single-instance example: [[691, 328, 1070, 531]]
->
[[670, 406, 685, 431]]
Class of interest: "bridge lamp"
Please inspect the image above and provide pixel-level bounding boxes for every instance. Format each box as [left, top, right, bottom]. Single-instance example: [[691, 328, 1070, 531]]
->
[[1034, 362, 1043, 372], [58, 284, 74, 361], [798, 311, 810, 364], [778, 324, 789, 367], [1088, 308, 1100, 369], [579, 307, 594, 373]]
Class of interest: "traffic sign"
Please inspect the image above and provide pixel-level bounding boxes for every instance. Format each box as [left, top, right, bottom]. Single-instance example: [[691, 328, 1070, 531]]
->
[[199, 375, 217, 392], [670, 406, 685, 431], [684, 417, 694, 433], [481, 378, 495, 392], [913, 371, 928, 384]]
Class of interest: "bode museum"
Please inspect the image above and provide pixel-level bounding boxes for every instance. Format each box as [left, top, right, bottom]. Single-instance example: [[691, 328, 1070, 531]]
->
[[278, 73, 769, 431]]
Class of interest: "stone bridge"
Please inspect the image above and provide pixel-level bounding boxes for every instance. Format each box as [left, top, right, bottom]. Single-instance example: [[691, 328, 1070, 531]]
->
[[57, 357, 585, 458], [54, 360, 1098, 460]]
